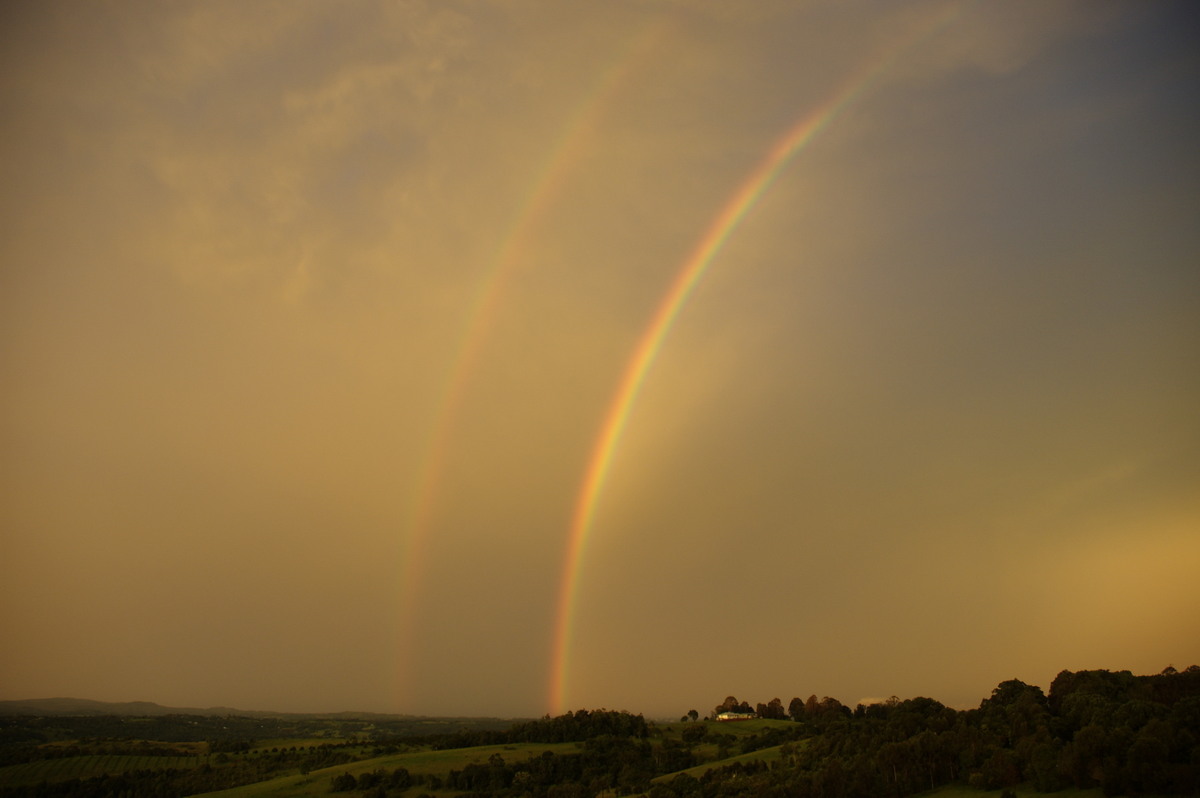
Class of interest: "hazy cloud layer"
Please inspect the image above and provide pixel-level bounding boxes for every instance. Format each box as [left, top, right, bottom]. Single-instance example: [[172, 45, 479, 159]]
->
[[2, 0, 1197, 717]]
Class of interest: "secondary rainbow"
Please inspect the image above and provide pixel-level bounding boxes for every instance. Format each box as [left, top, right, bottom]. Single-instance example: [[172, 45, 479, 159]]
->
[[548, 4, 967, 715], [392, 19, 669, 706]]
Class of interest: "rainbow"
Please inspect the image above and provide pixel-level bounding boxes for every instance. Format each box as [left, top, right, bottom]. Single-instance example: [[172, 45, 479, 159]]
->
[[393, 19, 669, 705], [548, 4, 966, 715]]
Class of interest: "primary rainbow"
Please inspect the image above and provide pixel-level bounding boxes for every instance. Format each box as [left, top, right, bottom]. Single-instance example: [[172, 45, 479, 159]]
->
[[393, 19, 668, 705], [548, 5, 966, 715]]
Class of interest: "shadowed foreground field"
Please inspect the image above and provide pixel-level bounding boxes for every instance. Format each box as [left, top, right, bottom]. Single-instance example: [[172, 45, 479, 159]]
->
[[0, 755, 202, 789]]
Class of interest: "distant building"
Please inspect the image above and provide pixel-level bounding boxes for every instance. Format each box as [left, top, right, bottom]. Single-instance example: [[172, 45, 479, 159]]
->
[[715, 711, 756, 722]]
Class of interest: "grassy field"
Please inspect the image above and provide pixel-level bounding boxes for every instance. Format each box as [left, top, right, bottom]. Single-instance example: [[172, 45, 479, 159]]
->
[[0, 754, 202, 788], [192, 741, 581, 798], [652, 718, 800, 770], [651, 743, 786, 783]]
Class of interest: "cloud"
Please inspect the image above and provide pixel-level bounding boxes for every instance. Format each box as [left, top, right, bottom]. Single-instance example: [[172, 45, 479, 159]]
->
[[1, 0, 1197, 717], [892, 0, 1124, 81]]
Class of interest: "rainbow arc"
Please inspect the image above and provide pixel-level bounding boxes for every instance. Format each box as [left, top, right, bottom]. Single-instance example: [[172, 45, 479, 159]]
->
[[548, 4, 967, 715]]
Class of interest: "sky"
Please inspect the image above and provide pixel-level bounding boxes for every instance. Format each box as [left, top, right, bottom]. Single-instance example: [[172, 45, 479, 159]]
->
[[2, 0, 1198, 720]]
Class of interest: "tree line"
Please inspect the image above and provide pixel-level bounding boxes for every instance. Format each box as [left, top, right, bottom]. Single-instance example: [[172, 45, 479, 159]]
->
[[2, 667, 1196, 797], [658, 665, 1200, 797], [706, 693, 850, 722]]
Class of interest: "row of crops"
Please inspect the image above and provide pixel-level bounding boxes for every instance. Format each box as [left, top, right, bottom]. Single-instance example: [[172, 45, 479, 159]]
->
[[0, 754, 201, 788]]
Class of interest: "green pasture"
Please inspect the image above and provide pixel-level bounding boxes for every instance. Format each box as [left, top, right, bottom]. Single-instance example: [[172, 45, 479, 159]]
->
[[0, 754, 201, 788], [694, 718, 793, 736], [655, 718, 802, 760], [344, 742, 579, 778], [650, 743, 785, 784], [193, 741, 581, 797]]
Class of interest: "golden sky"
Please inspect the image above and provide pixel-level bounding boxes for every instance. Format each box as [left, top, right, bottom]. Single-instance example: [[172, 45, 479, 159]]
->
[[2, 0, 1198, 718]]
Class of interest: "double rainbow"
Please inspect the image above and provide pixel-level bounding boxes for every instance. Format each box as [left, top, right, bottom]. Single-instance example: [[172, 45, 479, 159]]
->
[[394, 19, 669, 705]]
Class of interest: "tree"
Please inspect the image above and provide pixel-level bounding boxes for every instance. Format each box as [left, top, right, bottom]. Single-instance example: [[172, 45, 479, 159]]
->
[[983, 679, 1046, 710], [981, 748, 1020, 790], [788, 697, 805, 721], [669, 771, 701, 796], [687, 709, 699, 722], [330, 772, 357, 792], [714, 696, 740, 717], [764, 697, 787, 720], [388, 767, 412, 789], [818, 696, 848, 717]]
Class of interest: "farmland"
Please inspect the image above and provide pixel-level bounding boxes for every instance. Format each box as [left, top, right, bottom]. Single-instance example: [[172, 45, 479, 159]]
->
[[2, 667, 1198, 796], [0, 754, 201, 788], [192, 742, 583, 798]]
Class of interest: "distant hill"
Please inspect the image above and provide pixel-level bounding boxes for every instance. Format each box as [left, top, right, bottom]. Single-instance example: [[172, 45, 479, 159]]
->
[[0, 697, 420, 719]]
